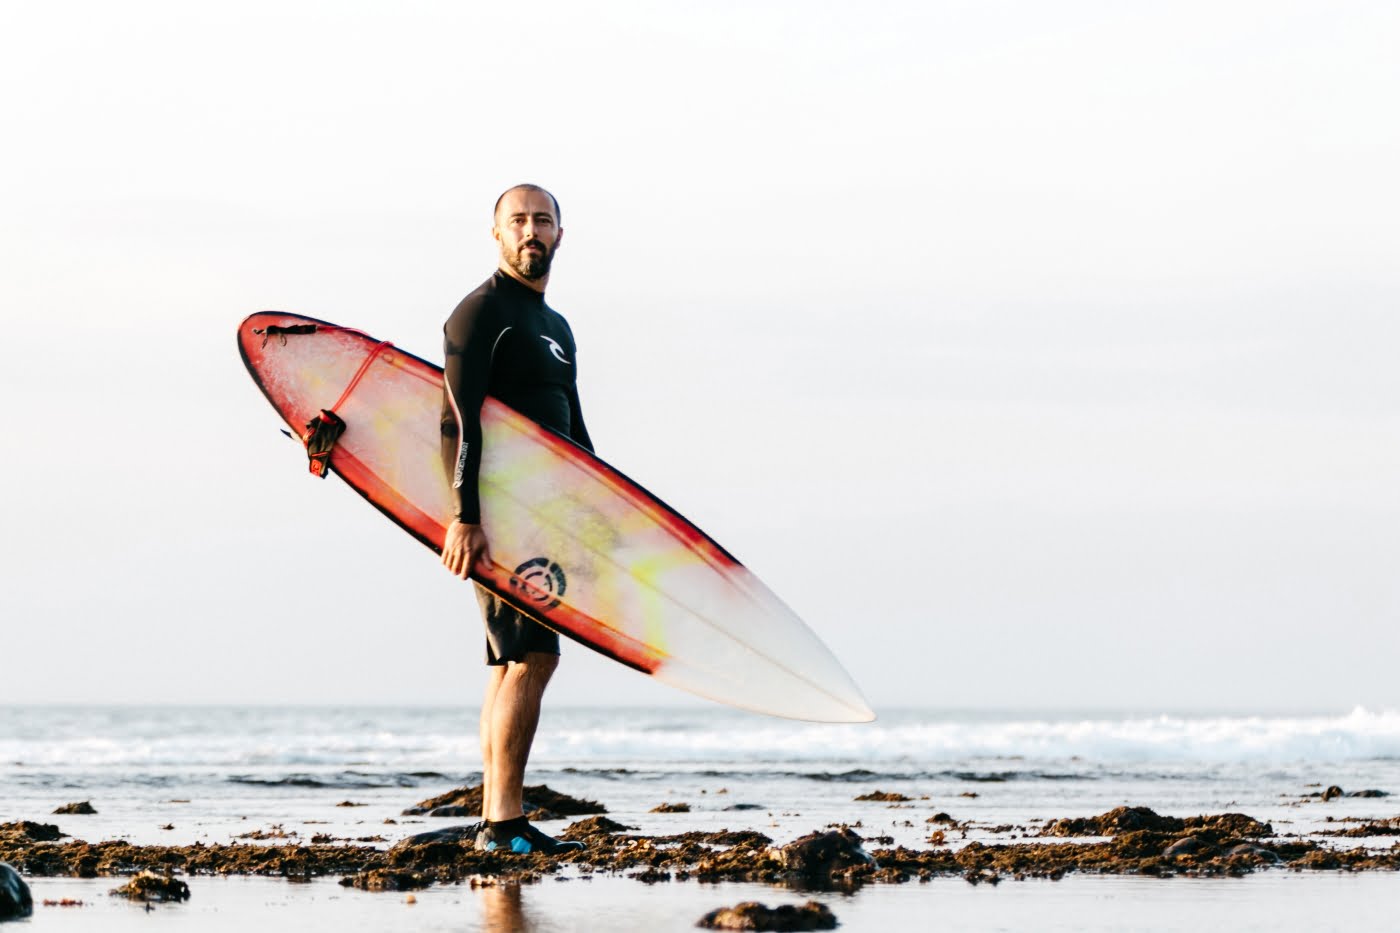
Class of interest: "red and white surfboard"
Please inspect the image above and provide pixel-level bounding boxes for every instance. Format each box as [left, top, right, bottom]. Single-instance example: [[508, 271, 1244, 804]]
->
[[238, 312, 873, 722]]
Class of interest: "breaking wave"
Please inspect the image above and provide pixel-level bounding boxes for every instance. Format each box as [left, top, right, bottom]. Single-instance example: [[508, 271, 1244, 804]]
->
[[538, 706, 1400, 765], [3, 706, 1398, 771]]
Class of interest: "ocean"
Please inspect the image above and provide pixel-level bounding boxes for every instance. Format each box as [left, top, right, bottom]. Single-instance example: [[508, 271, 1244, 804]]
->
[[5, 704, 1399, 850]]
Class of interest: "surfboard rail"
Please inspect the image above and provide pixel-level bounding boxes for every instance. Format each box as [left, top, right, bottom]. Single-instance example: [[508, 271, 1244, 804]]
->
[[238, 312, 874, 723]]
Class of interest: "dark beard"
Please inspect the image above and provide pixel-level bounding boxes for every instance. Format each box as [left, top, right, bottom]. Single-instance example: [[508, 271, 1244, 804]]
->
[[511, 242, 553, 280]]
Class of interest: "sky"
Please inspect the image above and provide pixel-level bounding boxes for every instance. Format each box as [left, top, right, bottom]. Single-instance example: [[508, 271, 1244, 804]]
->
[[1, 0, 1397, 712]]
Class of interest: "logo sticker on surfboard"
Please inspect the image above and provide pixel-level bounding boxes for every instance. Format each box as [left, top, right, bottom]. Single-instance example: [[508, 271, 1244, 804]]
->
[[509, 557, 567, 610]]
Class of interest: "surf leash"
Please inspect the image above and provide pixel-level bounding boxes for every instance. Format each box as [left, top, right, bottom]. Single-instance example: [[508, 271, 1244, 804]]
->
[[252, 322, 394, 478]]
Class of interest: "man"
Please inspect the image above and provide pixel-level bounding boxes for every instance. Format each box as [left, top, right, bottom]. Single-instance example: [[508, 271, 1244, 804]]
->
[[437, 184, 590, 855]]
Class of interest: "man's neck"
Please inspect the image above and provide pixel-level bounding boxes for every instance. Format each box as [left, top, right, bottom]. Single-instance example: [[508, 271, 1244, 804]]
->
[[498, 262, 549, 294]]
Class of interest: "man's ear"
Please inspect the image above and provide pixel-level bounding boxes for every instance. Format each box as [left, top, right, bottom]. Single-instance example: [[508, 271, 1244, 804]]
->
[[554, 227, 564, 250]]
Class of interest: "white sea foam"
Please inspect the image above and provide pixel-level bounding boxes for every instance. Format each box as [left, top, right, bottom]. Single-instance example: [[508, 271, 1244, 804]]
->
[[534, 706, 1400, 766], [3, 706, 1399, 771]]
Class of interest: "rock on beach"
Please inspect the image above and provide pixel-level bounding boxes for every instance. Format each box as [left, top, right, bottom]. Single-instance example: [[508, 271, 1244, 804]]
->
[[0, 863, 33, 922], [697, 900, 837, 931], [110, 871, 191, 903], [778, 828, 875, 877], [403, 784, 604, 819]]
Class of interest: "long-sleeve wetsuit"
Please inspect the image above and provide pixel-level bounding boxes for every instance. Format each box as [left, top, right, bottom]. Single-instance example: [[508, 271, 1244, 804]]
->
[[440, 269, 593, 524]]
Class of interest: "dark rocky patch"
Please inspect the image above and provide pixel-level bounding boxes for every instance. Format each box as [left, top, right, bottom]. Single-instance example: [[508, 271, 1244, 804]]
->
[[853, 791, 911, 802], [235, 826, 295, 841], [5, 805, 1400, 894], [649, 830, 773, 847], [629, 867, 670, 883], [865, 817, 1386, 881], [0, 838, 380, 880], [1040, 807, 1271, 838], [1162, 836, 1202, 857], [964, 868, 1000, 885], [1224, 844, 1281, 863], [1289, 846, 1400, 871], [651, 802, 690, 813], [697, 900, 837, 931], [0, 862, 33, 921], [778, 829, 874, 877], [53, 802, 97, 816], [1314, 817, 1400, 837], [0, 823, 66, 844], [559, 816, 637, 840], [110, 871, 190, 902], [1198, 814, 1274, 837], [339, 869, 432, 891], [1296, 785, 1388, 801], [404, 784, 603, 818], [1039, 806, 1176, 836]]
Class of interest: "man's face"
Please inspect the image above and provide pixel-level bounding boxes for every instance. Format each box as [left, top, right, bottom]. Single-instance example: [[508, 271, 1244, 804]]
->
[[494, 188, 562, 281]]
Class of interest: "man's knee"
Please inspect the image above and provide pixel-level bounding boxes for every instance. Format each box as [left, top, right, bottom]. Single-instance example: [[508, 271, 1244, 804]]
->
[[505, 652, 558, 690], [522, 651, 559, 671]]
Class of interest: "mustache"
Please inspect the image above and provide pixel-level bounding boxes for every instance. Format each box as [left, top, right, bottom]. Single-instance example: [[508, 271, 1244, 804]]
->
[[522, 239, 547, 253]]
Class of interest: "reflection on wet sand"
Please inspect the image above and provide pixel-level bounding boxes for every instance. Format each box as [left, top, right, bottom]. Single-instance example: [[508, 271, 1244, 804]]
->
[[478, 879, 532, 933]]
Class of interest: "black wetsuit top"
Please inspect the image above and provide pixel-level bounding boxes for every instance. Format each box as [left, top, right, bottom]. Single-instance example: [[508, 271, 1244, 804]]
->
[[441, 270, 592, 524]]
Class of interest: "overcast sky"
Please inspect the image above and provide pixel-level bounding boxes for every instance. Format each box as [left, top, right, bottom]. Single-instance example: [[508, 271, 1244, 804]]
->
[[2, 0, 1396, 712]]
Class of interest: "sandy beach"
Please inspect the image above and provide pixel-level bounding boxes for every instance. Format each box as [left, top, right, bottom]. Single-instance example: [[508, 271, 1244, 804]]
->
[[5, 706, 1400, 930], [6, 785, 1400, 931], [10, 871, 1398, 932]]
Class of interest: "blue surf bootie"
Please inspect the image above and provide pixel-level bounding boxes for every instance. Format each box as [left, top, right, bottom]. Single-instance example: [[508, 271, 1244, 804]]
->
[[475, 817, 584, 855]]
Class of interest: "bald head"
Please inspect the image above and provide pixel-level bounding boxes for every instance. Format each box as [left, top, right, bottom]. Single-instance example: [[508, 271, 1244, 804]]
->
[[493, 184, 560, 226], [492, 185, 564, 289]]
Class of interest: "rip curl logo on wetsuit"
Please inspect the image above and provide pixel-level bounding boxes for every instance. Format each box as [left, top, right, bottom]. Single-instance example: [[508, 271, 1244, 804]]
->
[[509, 557, 567, 610], [540, 335, 571, 364]]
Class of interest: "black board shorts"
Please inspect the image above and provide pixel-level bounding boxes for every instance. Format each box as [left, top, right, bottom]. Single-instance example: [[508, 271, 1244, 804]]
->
[[475, 584, 561, 665]]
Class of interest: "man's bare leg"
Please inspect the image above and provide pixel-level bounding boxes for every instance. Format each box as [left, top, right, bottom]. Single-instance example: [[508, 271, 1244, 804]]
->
[[479, 664, 507, 821], [484, 651, 558, 821]]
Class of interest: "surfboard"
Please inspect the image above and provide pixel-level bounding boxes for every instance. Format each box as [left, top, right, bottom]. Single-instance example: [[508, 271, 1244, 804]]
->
[[238, 312, 873, 723]]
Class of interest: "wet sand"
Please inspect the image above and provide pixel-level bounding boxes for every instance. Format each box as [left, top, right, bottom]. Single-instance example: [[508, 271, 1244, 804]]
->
[[5, 784, 1400, 930], [20, 870, 1400, 932], [5, 796, 1399, 888]]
